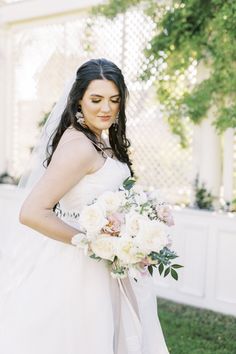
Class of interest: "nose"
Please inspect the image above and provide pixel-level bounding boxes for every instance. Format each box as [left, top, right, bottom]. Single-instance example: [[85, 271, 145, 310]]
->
[[100, 100, 111, 113]]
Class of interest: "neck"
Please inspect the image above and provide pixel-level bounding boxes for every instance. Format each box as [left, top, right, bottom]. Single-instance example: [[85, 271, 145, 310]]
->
[[84, 122, 102, 140]]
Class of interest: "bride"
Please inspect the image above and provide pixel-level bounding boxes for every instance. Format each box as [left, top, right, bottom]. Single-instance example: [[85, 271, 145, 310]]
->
[[0, 58, 170, 354]]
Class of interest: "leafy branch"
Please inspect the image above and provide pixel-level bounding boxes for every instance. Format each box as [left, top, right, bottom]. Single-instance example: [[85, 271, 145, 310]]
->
[[92, 0, 236, 146]]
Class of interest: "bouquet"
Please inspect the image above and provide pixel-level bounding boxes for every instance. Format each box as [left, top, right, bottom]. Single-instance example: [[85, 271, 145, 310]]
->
[[71, 177, 183, 281]]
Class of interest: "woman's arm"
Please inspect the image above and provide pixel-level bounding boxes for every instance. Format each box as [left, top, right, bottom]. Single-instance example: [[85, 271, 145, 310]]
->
[[19, 135, 98, 245]]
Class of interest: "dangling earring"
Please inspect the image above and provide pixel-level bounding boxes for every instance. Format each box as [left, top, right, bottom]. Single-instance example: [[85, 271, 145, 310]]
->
[[75, 106, 86, 127], [113, 112, 119, 128]]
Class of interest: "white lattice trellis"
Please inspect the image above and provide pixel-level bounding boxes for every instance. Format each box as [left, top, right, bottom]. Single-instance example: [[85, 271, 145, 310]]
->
[[7, 8, 194, 204]]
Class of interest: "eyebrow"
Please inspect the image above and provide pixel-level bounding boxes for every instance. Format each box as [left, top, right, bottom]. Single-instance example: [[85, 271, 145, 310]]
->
[[89, 94, 120, 98]]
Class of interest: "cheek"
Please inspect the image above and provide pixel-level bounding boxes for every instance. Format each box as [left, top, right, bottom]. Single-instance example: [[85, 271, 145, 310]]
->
[[111, 104, 120, 114], [114, 105, 120, 112], [83, 102, 100, 114]]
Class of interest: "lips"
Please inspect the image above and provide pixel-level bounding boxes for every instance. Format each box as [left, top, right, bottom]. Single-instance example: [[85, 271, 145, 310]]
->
[[99, 116, 111, 121]]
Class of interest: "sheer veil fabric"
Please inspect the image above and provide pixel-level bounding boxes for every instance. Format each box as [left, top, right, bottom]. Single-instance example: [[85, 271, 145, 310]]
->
[[0, 73, 170, 354], [0, 74, 76, 307]]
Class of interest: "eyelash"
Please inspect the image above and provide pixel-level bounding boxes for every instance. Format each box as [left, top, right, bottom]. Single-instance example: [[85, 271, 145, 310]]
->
[[91, 100, 120, 104]]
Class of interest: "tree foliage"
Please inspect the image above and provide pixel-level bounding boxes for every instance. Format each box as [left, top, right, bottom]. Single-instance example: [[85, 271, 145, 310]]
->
[[92, 0, 236, 146]]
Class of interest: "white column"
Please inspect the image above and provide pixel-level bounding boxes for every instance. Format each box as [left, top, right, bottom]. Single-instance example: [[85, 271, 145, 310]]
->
[[1, 24, 14, 176], [195, 114, 221, 199], [0, 25, 8, 174], [191, 61, 222, 202], [223, 128, 234, 202], [192, 115, 222, 202]]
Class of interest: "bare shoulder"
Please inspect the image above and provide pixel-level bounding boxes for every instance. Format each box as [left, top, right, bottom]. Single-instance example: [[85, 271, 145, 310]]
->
[[51, 128, 97, 172], [58, 126, 88, 146]]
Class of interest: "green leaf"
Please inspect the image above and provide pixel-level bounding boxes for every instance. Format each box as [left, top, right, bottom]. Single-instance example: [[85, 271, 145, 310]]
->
[[168, 254, 178, 260], [171, 268, 178, 280], [90, 254, 102, 261], [172, 264, 184, 269], [123, 177, 136, 190], [164, 267, 170, 277], [159, 263, 164, 275], [148, 265, 153, 276]]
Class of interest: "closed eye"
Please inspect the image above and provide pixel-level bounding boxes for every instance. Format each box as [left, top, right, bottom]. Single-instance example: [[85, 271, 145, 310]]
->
[[91, 99, 120, 104]]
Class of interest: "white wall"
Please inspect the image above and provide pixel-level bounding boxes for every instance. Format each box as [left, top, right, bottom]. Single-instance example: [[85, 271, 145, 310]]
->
[[154, 206, 236, 317], [1, 185, 236, 316]]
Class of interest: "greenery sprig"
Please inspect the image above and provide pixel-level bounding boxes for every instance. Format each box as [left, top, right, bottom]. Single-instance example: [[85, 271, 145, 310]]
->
[[149, 248, 183, 281]]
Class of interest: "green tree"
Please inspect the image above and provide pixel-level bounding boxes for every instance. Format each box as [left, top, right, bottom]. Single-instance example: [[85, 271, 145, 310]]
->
[[92, 0, 236, 146]]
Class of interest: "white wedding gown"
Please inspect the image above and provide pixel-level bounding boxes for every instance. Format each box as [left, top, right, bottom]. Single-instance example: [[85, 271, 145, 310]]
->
[[0, 156, 170, 354]]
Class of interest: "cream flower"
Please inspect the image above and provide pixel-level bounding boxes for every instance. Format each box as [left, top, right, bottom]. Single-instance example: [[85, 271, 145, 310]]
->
[[90, 236, 116, 261], [115, 237, 145, 264], [79, 203, 107, 239], [97, 191, 123, 213], [136, 220, 169, 253]]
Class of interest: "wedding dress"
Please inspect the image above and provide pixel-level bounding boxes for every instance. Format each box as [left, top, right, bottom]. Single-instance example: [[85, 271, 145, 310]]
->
[[0, 151, 170, 354]]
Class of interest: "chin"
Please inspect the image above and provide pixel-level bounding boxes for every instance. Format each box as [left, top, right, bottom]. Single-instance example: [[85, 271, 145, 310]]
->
[[98, 121, 113, 130]]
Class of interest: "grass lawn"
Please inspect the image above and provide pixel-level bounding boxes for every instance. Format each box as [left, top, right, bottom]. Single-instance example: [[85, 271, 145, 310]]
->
[[157, 298, 236, 354]]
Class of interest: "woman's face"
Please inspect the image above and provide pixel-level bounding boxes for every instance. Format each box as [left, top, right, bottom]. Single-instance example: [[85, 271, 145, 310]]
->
[[79, 79, 120, 137]]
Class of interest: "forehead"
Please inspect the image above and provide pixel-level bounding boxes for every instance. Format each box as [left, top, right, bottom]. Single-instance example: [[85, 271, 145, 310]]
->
[[85, 79, 119, 96]]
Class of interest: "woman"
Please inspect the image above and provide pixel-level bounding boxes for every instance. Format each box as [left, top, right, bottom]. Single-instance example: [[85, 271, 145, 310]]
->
[[0, 58, 170, 354]]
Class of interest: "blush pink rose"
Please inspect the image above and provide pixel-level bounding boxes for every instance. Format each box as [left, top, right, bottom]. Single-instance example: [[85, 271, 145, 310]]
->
[[156, 205, 175, 226], [102, 213, 124, 236]]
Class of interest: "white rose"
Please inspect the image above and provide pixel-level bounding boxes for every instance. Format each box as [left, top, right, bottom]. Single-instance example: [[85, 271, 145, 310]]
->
[[97, 191, 123, 213], [90, 236, 116, 261], [115, 237, 145, 264], [79, 203, 107, 238], [136, 220, 169, 253], [124, 211, 144, 237]]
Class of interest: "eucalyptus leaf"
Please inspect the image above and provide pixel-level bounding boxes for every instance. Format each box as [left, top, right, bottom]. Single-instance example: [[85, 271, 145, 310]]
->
[[172, 264, 184, 269], [159, 263, 164, 275], [90, 254, 102, 261], [148, 265, 153, 276], [123, 177, 136, 190], [171, 268, 178, 281], [164, 267, 170, 277]]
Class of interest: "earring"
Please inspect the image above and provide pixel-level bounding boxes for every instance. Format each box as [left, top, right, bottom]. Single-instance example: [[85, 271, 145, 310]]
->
[[113, 112, 119, 128], [75, 107, 86, 127]]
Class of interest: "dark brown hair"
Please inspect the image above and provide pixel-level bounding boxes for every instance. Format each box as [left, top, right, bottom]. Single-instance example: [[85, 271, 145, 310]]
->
[[46, 58, 133, 175]]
